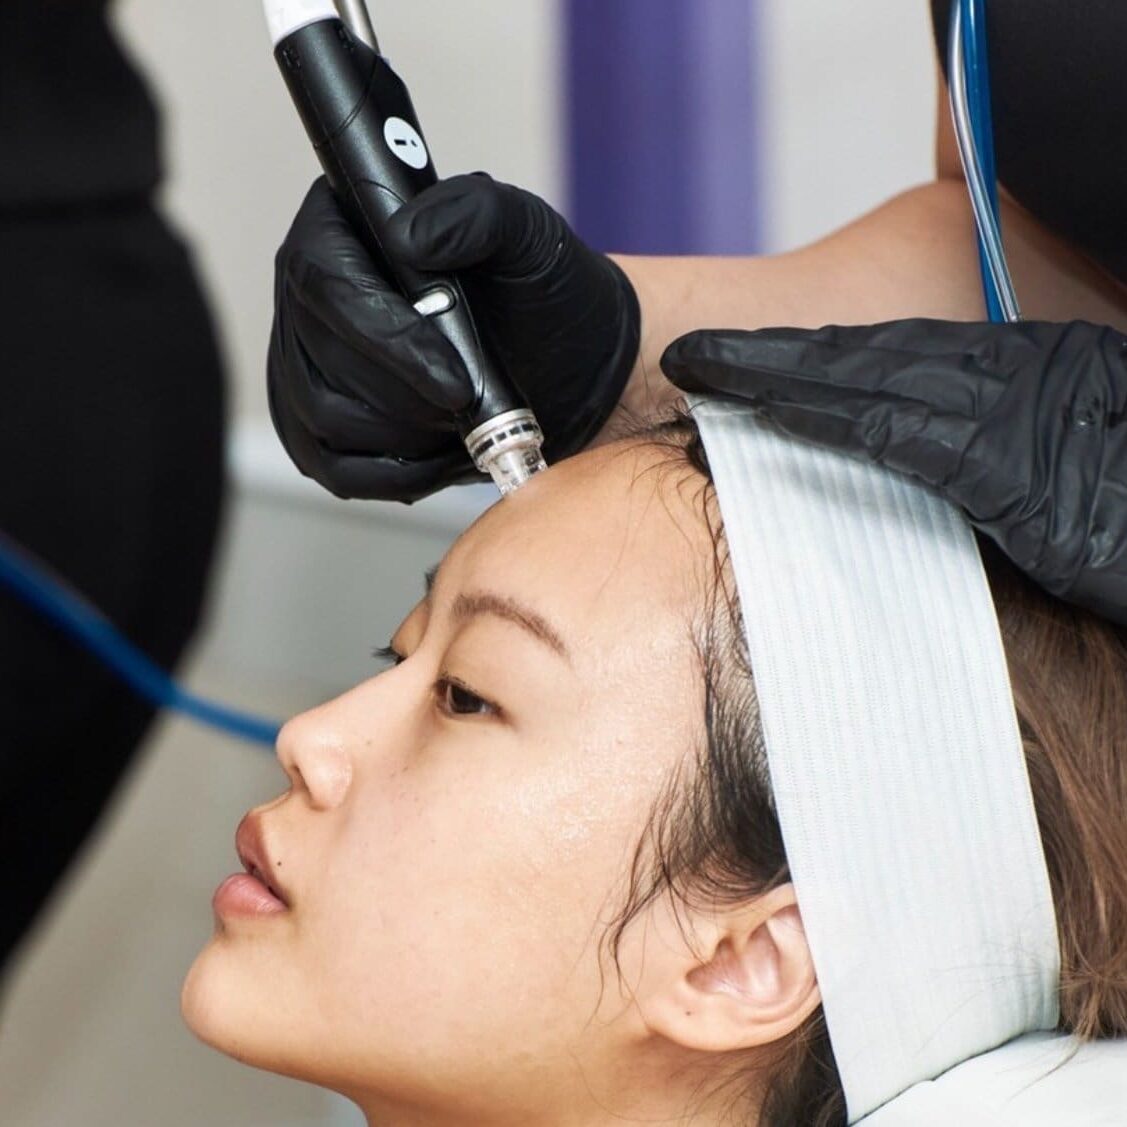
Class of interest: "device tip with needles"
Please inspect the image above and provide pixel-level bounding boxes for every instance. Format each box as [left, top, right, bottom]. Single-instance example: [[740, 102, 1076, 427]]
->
[[263, 0, 547, 496]]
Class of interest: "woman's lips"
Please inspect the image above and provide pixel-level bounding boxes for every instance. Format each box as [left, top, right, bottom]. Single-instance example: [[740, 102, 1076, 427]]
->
[[212, 812, 292, 919], [213, 872, 288, 918]]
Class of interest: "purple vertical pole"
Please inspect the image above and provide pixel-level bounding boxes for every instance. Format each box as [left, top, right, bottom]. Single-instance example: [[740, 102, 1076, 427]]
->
[[563, 0, 760, 255]]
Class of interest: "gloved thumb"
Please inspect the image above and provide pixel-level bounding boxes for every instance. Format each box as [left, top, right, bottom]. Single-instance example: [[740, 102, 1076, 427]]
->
[[384, 173, 558, 279], [384, 173, 509, 270]]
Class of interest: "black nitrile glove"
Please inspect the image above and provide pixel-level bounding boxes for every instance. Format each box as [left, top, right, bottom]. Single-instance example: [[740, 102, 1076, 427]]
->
[[268, 174, 640, 502], [662, 319, 1127, 625]]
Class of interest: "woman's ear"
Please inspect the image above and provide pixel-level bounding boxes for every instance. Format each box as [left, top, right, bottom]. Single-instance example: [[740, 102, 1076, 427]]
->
[[636, 884, 821, 1054]]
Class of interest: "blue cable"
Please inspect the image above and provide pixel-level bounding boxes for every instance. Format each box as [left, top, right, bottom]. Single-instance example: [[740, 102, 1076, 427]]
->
[[960, 0, 1005, 323], [0, 530, 282, 748], [963, 0, 999, 213]]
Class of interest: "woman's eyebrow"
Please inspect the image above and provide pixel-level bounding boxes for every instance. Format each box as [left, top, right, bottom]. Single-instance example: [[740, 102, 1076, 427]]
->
[[423, 563, 568, 658], [423, 565, 570, 661], [451, 592, 571, 661]]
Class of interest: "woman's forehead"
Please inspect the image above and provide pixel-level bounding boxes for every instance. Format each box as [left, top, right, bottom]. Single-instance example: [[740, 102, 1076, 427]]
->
[[439, 442, 713, 644]]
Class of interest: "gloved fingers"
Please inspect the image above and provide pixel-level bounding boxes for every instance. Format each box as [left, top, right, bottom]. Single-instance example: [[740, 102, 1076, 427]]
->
[[279, 177, 476, 415], [269, 309, 461, 469], [731, 318, 1056, 366], [283, 352, 456, 459], [286, 289, 470, 427], [270, 380, 474, 503], [384, 174, 507, 271], [283, 256, 474, 416], [746, 395, 988, 500], [385, 173, 559, 280], [308, 445, 476, 504], [663, 326, 1011, 420], [285, 177, 386, 277]]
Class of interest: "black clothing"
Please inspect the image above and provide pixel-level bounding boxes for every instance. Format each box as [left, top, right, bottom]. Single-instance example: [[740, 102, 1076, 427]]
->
[[931, 0, 1127, 285], [0, 208, 226, 967], [0, 0, 160, 212], [0, 6, 225, 973]]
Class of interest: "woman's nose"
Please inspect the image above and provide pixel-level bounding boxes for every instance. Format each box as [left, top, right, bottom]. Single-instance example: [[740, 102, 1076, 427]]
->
[[276, 706, 355, 810]]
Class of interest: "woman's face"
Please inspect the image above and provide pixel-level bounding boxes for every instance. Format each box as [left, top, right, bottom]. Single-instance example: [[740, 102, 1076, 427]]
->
[[182, 443, 716, 1118]]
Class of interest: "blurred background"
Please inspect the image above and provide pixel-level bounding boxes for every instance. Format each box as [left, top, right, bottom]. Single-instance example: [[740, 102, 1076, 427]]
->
[[0, 1, 932, 1123]]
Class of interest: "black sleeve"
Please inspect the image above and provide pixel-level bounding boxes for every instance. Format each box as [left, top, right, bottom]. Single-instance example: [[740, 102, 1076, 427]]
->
[[0, 0, 161, 210]]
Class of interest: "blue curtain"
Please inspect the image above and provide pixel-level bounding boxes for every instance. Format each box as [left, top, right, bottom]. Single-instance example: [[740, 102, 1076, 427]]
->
[[563, 0, 760, 255]]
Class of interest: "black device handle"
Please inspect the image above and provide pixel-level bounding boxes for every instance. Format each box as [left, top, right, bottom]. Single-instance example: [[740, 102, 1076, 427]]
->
[[275, 17, 523, 433]]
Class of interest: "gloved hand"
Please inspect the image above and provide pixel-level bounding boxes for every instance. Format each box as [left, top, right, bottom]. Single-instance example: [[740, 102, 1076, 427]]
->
[[268, 174, 640, 502], [662, 319, 1127, 625]]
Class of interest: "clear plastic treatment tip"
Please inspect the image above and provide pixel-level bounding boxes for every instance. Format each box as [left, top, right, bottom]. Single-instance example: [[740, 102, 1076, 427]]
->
[[464, 409, 548, 496]]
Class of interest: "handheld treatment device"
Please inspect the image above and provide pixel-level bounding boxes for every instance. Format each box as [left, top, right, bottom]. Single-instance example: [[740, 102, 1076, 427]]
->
[[264, 0, 548, 495]]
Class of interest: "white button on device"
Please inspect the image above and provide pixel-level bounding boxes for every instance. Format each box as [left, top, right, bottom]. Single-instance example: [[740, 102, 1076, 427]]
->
[[384, 116, 429, 170], [413, 288, 456, 316]]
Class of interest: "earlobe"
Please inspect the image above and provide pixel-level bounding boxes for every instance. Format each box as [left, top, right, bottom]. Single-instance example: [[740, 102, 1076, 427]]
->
[[641, 886, 821, 1055]]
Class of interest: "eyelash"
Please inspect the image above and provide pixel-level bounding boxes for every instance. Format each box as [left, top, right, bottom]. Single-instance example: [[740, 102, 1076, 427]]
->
[[434, 675, 497, 718], [372, 644, 498, 719], [372, 644, 404, 668]]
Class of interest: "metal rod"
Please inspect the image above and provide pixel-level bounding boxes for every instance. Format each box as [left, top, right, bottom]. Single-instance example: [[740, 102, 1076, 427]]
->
[[334, 0, 380, 52]]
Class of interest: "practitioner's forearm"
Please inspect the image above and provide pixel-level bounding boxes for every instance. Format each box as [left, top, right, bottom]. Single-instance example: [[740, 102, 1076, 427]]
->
[[602, 178, 984, 431], [600, 176, 1127, 436]]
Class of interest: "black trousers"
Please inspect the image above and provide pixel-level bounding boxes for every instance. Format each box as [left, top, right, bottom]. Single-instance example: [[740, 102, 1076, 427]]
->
[[0, 202, 226, 976]]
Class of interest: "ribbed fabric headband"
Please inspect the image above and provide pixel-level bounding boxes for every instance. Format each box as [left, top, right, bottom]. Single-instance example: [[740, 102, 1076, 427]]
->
[[691, 398, 1060, 1123]]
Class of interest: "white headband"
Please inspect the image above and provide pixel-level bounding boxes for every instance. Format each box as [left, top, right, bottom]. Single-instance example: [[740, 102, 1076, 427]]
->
[[691, 398, 1060, 1123]]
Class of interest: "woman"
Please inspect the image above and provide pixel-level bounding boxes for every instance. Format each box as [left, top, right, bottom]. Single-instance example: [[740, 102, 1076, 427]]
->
[[182, 416, 1127, 1125]]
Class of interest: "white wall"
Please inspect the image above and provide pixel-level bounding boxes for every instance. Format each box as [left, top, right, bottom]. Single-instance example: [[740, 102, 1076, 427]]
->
[[758, 0, 937, 251]]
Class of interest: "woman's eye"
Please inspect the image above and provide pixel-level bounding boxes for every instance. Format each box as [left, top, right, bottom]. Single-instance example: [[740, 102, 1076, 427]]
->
[[436, 676, 497, 718]]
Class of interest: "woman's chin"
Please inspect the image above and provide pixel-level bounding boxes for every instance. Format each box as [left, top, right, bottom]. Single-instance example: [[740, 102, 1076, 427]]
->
[[181, 938, 273, 1065], [181, 939, 373, 1106], [181, 937, 335, 1088], [182, 940, 235, 1048]]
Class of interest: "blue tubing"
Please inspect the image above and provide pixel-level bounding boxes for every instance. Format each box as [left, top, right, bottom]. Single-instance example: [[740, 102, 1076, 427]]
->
[[0, 530, 282, 748], [963, 0, 998, 211], [961, 0, 1003, 322], [951, 0, 1018, 322]]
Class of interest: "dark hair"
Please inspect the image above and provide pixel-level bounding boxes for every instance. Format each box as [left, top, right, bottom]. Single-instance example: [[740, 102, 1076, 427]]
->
[[608, 413, 1127, 1126]]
